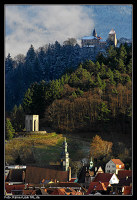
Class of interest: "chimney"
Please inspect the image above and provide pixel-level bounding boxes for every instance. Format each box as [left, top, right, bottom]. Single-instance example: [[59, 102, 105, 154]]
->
[[68, 167, 71, 181]]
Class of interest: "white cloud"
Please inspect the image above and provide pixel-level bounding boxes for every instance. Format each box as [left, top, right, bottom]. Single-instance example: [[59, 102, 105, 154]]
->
[[5, 5, 94, 57]]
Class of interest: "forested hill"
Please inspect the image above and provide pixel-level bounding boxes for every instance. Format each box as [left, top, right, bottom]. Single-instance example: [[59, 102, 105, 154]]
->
[[7, 42, 132, 135], [5, 40, 97, 111]]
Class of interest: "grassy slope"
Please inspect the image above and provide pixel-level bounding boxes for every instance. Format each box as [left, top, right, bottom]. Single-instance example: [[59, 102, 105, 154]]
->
[[5, 131, 132, 167], [5, 132, 90, 166]]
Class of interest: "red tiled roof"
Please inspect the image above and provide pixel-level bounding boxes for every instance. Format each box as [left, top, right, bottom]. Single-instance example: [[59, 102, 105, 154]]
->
[[23, 190, 36, 195], [111, 159, 124, 165], [25, 166, 69, 184], [49, 188, 81, 195], [5, 183, 25, 193], [51, 188, 66, 195], [123, 186, 132, 195], [93, 173, 113, 182], [87, 182, 110, 194], [117, 170, 132, 179], [47, 182, 83, 189], [118, 176, 132, 186]]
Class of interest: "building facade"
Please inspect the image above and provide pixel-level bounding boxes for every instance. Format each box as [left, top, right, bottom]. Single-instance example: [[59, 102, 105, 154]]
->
[[81, 28, 116, 48], [25, 115, 39, 131], [105, 159, 125, 174]]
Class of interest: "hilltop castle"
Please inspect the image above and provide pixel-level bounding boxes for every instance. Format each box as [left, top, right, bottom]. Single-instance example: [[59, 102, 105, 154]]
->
[[81, 28, 117, 48]]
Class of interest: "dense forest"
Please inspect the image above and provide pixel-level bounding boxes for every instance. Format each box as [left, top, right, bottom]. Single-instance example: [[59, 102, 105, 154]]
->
[[5, 40, 132, 137], [5, 39, 97, 111]]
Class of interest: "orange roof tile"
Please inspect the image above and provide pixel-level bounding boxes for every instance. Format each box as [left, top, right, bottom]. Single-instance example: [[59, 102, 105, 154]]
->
[[111, 159, 124, 165], [87, 182, 110, 194]]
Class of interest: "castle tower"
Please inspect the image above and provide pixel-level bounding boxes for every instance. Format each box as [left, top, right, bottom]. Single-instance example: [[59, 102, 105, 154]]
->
[[108, 28, 117, 47], [25, 115, 39, 131], [93, 28, 97, 38], [61, 137, 69, 171]]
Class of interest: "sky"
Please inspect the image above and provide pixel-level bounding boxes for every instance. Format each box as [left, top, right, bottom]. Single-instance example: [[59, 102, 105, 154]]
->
[[5, 4, 132, 58]]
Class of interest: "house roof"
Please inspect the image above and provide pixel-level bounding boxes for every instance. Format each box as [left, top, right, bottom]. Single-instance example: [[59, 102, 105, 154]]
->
[[87, 182, 110, 194], [51, 188, 66, 195], [118, 177, 132, 186], [117, 170, 132, 179], [51, 188, 79, 195], [93, 173, 113, 182], [25, 166, 69, 184], [47, 182, 83, 189], [82, 36, 97, 40], [96, 166, 104, 174], [123, 186, 132, 195], [5, 183, 25, 193], [46, 182, 87, 193], [111, 159, 124, 165], [22, 189, 37, 195]]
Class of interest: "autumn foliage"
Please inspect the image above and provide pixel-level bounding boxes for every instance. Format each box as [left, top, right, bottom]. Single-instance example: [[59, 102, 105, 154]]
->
[[90, 135, 113, 160]]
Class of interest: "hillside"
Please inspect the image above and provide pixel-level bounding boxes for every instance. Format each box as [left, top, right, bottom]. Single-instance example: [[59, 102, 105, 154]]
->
[[6, 43, 132, 137], [5, 131, 132, 173], [5, 41, 97, 111]]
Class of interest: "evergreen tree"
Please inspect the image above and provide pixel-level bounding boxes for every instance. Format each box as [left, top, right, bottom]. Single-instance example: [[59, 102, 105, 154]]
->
[[22, 88, 33, 114], [5, 53, 13, 73], [5, 118, 15, 140]]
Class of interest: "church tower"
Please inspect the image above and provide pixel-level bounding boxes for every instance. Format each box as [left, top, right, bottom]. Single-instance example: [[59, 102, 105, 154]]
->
[[61, 137, 69, 171], [93, 28, 97, 38]]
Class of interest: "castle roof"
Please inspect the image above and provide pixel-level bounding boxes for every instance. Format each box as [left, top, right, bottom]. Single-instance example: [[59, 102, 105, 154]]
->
[[82, 36, 96, 40]]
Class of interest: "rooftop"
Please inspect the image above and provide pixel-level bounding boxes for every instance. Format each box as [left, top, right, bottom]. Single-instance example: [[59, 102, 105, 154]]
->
[[25, 166, 69, 184], [117, 170, 132, 179], [82, 36, 97, 40], [93, 173, 114, 182], [111, 159, 124, 165]]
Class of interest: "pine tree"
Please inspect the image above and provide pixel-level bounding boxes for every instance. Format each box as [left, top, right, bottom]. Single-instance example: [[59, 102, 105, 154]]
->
[[5, 118, 15, 140], [5, 53, 13, 73]]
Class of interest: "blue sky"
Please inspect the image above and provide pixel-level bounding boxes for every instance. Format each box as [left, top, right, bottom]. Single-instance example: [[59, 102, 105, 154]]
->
[[5, 4, 132, 57]]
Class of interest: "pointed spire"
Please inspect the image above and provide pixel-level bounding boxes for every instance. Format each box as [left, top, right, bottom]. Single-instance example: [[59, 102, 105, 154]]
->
[[64, 137, 66, 142], [93, 28, 97, 37]]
